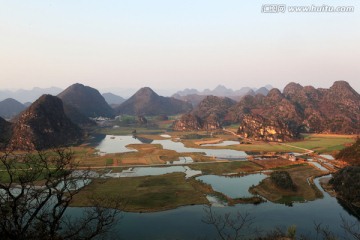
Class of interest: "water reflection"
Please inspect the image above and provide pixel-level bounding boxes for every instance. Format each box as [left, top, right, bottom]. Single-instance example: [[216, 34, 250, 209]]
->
[[94, 135, 141, 154], [91, 134, 248, 159], [206, 195, 226, 207], [104, 166, 202, 179], [167, 157, 194, 164], [152, 139, 247, 159], [66, 175, 359, 240], [320, 154, 335, 160], [307, 160, 329, 171], [133, 135, 153, 144], [196, 174, 266, 198], [201, 141, 240, 147]]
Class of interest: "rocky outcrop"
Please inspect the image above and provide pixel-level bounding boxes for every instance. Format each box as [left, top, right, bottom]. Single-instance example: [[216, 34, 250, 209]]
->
[[192, 96, 235, 122], [173, 96, 235, 131], [283, 81, 360, 134], [202, 114, 222, 130], [231, 81, 360, 138], [9, 95, 83, 151], [237, 114, 300, 142], [115, 87, 192, 116], [173, 114, 203, 131], [173, 114, 221, 131], [174, 81, 360, 141], [230, 89, 303, 129], [58, 83, 114, 118]]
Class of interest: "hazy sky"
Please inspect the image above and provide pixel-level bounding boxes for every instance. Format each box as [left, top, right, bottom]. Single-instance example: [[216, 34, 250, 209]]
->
[[1, 0, 359, 94]]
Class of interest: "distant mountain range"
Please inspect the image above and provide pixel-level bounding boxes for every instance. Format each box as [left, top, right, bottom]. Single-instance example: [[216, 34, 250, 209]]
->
[[0, 87, 63, 103], [173, 84, 273, 106], [174, 81, 360, 141], [102, 92, 126, 106], [174, 84, 273, 97]]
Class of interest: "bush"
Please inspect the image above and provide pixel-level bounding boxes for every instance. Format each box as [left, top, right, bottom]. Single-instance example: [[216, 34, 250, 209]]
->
[[330, 166, 360, 205], [270, 171, 297, 191], [182, 133, 211, 139], [336, 137, 360, 165]]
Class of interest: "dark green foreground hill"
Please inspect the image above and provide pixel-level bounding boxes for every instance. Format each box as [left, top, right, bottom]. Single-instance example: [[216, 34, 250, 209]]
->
[[336, 138, 360, 165]]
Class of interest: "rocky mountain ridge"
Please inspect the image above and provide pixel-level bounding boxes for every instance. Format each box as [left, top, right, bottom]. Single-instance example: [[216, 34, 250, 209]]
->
[[0, 87, 63, 103], [9, 95, 83, 151], [173, 96, 236, 131], [174, 81, 360, 141]]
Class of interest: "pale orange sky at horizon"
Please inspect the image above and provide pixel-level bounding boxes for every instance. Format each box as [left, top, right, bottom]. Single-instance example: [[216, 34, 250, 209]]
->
[[1, 0, 359, 93]]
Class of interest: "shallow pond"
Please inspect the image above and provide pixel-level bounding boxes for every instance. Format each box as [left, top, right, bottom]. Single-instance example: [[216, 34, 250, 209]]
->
[[168, 156, 194, 164], [201, 140, 240, 147], [93, 135, 141, 154], [152, 139, 247, 159], [104, 166, 202, 179], [308, 161, 329, 171], [91, 134, 248, 159], [320, 154, 335, 160]]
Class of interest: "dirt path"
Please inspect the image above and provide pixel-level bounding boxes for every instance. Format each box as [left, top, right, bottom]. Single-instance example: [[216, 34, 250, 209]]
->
[[279, 143, 314, 156], [222, 128, 241, 137]]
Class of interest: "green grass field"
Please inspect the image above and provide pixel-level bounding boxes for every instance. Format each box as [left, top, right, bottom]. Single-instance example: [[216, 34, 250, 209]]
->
[[187, 133, 356, 154], [289, 134, 355, 153], [189, 161, 263, 175], [97, 127, 165, 136]]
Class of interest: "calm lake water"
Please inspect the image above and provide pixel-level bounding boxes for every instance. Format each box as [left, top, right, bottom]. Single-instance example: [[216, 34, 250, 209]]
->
[[201, 140, 240, 147], [105, 166, 202, 179], [90, 135, 140, 154], [120, 176, 359, 239], [67, 175, 359, 240], [197, 174, 266, 198]]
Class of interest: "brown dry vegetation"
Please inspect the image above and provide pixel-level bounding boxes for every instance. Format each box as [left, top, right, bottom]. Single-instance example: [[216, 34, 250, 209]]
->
[[249, 158, 303, 169], [71, 173, 210, 212], [190, 161, 263, 175]]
